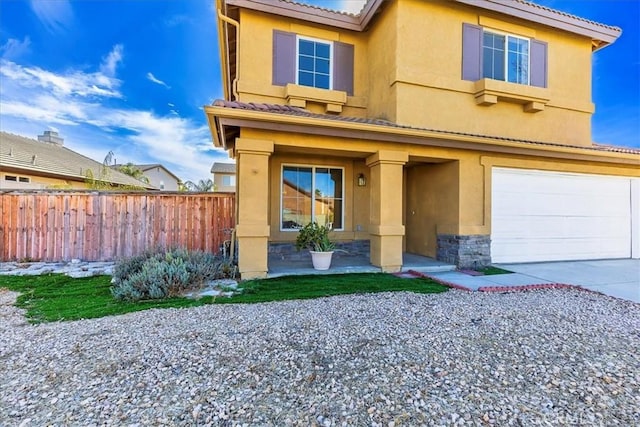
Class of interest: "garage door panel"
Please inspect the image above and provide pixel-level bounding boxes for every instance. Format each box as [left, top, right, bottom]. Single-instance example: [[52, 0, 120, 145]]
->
[[494, 192, 630, 217], [492, 168, 632, 263], [492, 238, 630, 263], [492, 215, 630, 240]]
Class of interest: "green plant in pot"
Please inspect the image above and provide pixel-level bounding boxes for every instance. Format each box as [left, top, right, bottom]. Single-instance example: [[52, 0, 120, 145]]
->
[[295, 222, 336, 270]]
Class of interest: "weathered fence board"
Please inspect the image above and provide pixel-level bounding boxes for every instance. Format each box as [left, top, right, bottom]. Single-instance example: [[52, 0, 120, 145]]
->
[[0, 192, 235, 262]]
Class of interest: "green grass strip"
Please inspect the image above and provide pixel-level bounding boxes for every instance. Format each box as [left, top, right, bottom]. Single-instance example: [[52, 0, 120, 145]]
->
[[218, 273, 448, 304], [476, 266, 513, 275], [0, 273, 447, 323]]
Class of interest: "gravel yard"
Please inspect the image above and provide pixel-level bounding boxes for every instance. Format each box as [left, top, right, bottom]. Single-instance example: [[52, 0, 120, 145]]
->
[[1, 287, 639, 426]]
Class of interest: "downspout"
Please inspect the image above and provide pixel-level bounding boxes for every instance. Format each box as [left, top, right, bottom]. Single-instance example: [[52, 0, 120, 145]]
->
[[217, 9, 240, 100]]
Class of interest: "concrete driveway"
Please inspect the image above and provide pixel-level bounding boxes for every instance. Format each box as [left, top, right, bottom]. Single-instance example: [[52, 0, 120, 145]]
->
[[500, 259, 640, 303]]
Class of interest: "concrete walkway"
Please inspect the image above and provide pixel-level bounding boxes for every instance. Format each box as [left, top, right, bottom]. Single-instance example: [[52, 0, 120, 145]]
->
[[267, 252, 455, 278], [499, 259, 640, 303], [422, 259, 639, 304]]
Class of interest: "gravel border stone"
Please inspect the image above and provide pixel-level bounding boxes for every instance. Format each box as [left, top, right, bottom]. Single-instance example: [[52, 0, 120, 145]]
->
[[1, 287, 639, 426]]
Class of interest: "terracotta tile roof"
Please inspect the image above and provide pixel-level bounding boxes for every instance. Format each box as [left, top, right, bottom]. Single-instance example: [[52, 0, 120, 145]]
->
[[514, 0, 621, 32], [212, 100, 640, 156], [210, 162, 237, 174], [592, 144, 640, 155], [0, 132, 158, 188], [279, 0, 361, 17]]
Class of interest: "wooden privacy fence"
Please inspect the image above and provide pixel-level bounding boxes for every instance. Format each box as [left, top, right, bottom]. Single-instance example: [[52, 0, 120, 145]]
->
[[0, 191, 235, 262]]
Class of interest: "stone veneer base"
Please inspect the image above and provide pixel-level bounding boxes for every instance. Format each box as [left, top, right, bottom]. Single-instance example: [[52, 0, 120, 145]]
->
[[436, 234, 491, 269], [269, 240, 371, 261]]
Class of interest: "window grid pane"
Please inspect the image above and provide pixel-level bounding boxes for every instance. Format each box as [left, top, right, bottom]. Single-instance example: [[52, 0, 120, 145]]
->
[[482, 31, 529, 85], [507, 36, 529, 84], [298, 38, 331, 90]]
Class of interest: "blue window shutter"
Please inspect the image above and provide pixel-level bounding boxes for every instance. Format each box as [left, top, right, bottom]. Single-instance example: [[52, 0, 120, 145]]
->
[[273, 30, 296, 86], [462, 23, 483, 81], [333, 41, 354, 95], [530, 39, 548, 88]]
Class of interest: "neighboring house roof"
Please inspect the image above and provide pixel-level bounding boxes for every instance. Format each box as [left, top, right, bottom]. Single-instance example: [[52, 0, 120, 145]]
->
[[210, 162, 237, 174], [117, 163, 182, 182], [208, 100, 640, 162], [222, 0, 621, 49], [0, 132, 157, 189]]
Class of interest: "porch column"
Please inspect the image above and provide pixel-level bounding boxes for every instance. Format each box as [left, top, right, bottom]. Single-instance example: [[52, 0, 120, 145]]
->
[[235, 138, 274, 279], [366, 150, 408, 272]]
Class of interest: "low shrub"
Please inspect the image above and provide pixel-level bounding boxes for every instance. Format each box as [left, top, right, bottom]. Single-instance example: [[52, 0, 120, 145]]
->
[[111, 248, 237, 301]]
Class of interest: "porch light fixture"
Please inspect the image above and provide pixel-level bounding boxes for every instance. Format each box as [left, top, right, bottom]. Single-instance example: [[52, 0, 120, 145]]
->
[[357, 173, 366, 187]]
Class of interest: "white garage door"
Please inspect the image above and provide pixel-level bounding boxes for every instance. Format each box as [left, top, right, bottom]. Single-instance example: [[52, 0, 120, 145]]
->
[[491, 168, 633, 263]]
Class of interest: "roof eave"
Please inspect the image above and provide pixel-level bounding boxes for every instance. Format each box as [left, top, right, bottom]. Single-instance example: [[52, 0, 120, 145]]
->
[[206, 106, 640, 166], [453, 0, 621, 49], [225, 0, 366, 31], [205, 105, 227, 150]]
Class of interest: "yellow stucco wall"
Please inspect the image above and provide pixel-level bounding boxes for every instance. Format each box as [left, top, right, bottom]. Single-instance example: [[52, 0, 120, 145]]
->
[[215, 0, 636, 277], [239, 128, 639, 254], [236, 8, 368, 117], [405, 161, 460, 257], [394, 0, 594, 146], [0, 171, 88, 190], [231, 0, 597, 146]]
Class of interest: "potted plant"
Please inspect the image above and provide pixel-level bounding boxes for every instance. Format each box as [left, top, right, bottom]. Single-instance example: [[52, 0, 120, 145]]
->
[[295, 222, 336, 270]]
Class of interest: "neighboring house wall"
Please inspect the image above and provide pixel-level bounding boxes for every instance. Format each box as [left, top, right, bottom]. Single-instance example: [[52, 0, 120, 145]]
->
[[212, 173, 236, 192], [142, 167, 179, 191], [1, 170, 90, 190]]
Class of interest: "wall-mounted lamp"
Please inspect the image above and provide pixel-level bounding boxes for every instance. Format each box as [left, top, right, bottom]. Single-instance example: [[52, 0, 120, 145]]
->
[[357, 173, 367, 187]]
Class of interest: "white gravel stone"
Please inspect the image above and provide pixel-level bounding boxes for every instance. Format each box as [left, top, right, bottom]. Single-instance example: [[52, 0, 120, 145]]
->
[[0, 287, 638, 426]]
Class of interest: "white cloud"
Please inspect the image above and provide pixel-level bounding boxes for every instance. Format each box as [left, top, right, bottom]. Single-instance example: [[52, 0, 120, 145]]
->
[[0, 37, 32, 59], [338, 0, 367, 14], [100, 44, 124, 77], [29, 0, 73, 33], [146, 72, 170, 88], [0, 51, 225, 182], [0, 58, 122, 98]]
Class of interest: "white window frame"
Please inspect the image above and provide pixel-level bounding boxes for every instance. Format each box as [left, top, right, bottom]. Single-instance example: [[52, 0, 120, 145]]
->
[[295, 35, 334, 90], [222, 175, 236, 186], [280, 163, 345, 232], [482, 29, 530, 86]]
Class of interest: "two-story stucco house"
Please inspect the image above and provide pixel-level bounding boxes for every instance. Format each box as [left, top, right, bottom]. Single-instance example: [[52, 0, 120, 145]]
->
[[211, 162, 237, 192], [205, 0, 640, 279]]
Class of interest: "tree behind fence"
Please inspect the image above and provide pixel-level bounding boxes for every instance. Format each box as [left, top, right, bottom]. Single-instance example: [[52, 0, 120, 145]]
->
[[0, 192, 235, 262]]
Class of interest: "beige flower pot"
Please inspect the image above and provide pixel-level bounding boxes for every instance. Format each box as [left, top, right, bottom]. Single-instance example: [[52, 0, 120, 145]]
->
[[310, 251, 334, 270]]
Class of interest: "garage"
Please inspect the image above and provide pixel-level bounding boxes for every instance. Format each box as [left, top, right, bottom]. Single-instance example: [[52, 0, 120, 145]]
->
[[491, 168, 637, 263]]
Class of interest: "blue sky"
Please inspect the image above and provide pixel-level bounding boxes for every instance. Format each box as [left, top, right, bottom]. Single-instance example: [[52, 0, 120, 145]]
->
[[0, 1, 638, 183]]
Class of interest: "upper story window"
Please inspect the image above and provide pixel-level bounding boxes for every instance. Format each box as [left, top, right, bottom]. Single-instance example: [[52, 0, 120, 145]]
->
[[297, 37, 332, 90], [462, 23, 547, 88], [222, 175, 236, 186], [483, 31, 529, 85], [273, 30, 354, 96]]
